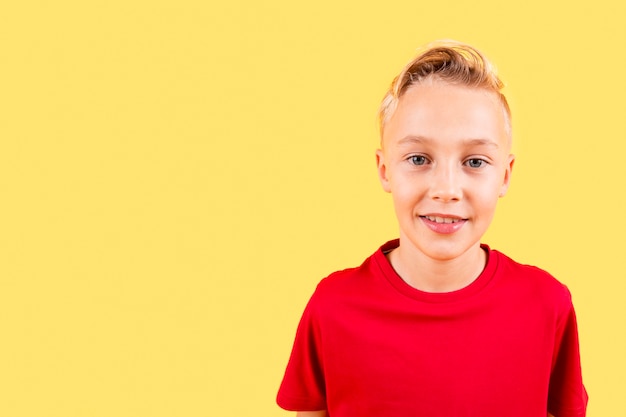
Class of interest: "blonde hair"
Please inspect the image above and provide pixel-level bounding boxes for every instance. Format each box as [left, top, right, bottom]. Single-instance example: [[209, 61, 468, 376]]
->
[[379, 40, 511, 139]]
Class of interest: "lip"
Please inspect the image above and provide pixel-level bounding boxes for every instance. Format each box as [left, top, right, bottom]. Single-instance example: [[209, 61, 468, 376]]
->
[[420, 214, 467, 234]]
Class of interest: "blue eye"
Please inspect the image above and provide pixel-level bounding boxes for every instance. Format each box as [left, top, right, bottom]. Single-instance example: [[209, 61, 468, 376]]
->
[[409, 155, 428, 166], [465, 158, 486, 168]]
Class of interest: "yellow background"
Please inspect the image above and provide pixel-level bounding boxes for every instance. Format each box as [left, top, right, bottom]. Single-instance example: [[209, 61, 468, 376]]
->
[[0, 1, 624, 416]]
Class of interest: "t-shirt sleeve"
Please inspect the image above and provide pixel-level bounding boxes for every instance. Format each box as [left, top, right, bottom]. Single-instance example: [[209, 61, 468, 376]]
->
[[547, 293, 588, 417], [276, 290, 327, 411]]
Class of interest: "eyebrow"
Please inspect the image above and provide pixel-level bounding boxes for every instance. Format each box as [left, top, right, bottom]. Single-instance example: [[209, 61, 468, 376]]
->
[[397, 135, 500, 148]]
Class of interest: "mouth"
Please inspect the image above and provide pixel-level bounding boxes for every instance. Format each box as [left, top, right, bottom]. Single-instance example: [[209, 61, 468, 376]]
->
[[419, 215, 467, 234], [420, 215, 465, 224]]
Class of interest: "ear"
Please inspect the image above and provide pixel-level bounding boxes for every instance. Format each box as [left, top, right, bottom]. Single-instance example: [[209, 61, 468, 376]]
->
[[499, 154, 515, 197], [376, 149, 392, 193]]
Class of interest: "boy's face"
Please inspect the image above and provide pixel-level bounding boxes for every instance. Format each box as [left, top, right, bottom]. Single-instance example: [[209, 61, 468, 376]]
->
[[376, 81, 514, 262]]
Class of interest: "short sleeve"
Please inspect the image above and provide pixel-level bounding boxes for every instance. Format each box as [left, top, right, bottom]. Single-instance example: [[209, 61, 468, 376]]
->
[[547, 298, 588, 417], [276, 291, 327, 411]]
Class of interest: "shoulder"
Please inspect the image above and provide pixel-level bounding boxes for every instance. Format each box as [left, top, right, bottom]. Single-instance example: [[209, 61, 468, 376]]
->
[[313, 257, 376, 300], [308, 242, 391, 308], [492, 249, 574, 310]]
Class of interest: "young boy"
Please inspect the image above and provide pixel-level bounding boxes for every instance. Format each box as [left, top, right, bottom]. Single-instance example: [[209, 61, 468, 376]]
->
[[276, 41, 588, 417]]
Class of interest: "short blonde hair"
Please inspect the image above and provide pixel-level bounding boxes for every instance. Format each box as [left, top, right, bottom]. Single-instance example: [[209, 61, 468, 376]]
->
[[379, 40, 511, 139]]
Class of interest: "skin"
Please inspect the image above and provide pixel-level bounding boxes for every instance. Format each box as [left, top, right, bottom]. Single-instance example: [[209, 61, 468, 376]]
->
[[376, 80, 514, 292]]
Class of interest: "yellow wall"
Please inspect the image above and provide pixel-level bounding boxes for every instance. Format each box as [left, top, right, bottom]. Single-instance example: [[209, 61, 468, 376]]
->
[[1, 1, 623, 415]]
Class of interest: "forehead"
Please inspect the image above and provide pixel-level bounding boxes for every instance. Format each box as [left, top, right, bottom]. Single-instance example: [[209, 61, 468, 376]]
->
[[383, 81, 509, 150]]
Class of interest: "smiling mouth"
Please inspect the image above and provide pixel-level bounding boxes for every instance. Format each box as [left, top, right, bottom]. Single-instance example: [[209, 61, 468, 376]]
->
[[421, 215, 464, 224]]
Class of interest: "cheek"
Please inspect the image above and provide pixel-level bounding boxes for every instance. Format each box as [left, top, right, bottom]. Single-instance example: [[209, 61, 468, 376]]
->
[[476, 170, 506, 194], [473, 183, 502, 215], [391, 180, 423, 205], [390, 189, 420, 218]]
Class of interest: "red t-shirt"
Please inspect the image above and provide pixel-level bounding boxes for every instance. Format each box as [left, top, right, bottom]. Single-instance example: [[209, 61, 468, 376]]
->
[[277, 240, 588, 416]]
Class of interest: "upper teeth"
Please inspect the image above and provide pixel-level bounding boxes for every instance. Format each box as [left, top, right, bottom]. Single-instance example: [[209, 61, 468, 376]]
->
[[426, 216, 460, 224]]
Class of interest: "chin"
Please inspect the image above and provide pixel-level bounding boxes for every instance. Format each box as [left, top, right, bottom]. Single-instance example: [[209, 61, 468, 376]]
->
[[424, 248, 468, 262], [405, 235, 480, 262]]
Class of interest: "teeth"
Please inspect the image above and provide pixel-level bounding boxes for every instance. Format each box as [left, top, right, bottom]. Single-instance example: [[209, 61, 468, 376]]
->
[[425, 216, 460, 224]]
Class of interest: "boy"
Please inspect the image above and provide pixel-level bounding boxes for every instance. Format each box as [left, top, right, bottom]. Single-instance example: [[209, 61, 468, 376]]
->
[[277, 41, 587, 417]]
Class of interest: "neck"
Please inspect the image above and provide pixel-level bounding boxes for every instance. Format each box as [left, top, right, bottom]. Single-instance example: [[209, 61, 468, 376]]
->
[[388, 241, 486, 293]]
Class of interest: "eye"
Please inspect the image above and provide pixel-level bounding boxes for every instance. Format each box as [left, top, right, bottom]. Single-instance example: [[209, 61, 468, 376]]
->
[[465, 158, 487, 168], [408, 155, 429, 166]]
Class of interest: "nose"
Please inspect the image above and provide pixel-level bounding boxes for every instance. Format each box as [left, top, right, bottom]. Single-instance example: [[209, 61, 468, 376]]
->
[[428, 163, 462, 202]]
